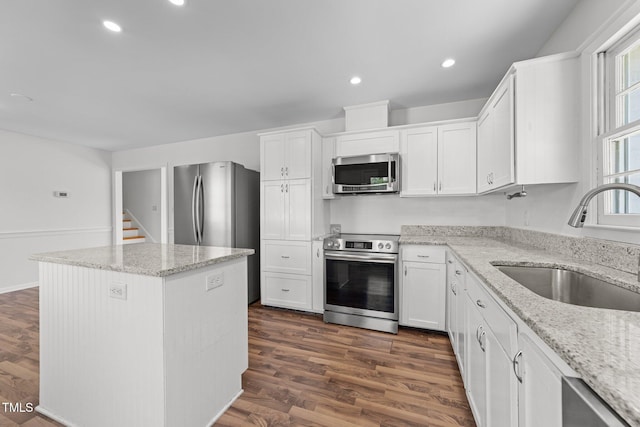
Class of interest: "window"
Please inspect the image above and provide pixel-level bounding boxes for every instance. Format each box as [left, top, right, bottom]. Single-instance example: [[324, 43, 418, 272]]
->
[[598, 28, 640, 227]]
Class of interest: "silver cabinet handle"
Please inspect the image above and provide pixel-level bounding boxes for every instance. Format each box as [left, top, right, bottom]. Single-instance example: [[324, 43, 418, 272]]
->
[[417, 255, 430, 258], [451, 282, 457, 295], [455, 270, 462, 276], [326, 185, 329, 194], [476, 300, 486, 308], [512, 350, 523, 383], [316, 248, 320, 258], [447, 259, 453, 264], [487, 174, 490, 184], [433, 182, 436, 191], [479, 330, 486, 352], [476, 324, 483, 342], [285, 166, 289, 176], [281, 255, 290, 259], [439, 181, 442, 191], [285, 183, 289, 192], [281, 167, 284, 176], [281, 288, 290, 292], [281, 183, 284, 192], [404, 266, 407, 276]]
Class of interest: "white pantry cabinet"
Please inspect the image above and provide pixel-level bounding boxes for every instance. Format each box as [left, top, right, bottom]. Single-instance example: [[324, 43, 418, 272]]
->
[[261, 130, 312, 181], [401, 121, 476, 196], [477, 52, 579, 193], [259, 127, 329, 312], [321, 137, 335, 199], [400, 246, 446, 331]]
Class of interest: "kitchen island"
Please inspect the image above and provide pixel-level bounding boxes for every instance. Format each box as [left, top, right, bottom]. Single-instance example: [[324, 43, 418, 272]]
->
[[30, 243, 254, 427]]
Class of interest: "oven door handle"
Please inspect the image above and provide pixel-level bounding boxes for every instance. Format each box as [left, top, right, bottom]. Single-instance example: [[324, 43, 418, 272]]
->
[[324, 252, 398, 263]]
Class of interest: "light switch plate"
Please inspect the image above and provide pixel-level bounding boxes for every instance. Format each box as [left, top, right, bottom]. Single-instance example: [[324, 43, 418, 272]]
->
[[206, 273, 224, 291]]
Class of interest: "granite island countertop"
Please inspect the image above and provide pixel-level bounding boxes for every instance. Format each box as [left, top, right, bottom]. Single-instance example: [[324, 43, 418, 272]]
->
[[30, 243, 255, 277], [400, 233, 640, 427]]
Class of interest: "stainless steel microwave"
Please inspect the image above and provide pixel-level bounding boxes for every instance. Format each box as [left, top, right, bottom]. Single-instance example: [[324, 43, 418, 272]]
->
[[332, 153, 399, 194]]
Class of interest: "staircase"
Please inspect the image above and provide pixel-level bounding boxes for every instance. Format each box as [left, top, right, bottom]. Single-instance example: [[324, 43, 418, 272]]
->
[[122, 212, 146, 244]]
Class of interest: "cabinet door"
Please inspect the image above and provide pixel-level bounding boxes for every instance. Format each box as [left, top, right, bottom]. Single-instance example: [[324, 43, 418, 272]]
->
[[400, 261, 446, 330], [335, 130, 400, 157], [262, 271, 312, 310], [261, 134, 285, 181], [518, 333, 563, 427], [285, 179, 311, 241], [261, 181, 286, 239], [438, 122, 477, 195], [284, 131, 312, 179], [489, 76, 515, 190], [447, 276, 457, 346], [321, 137, 335, 199], [465, 296, 486, 427], [485, 327, 518, 427], [400, 127, 438, 196], [476, 111, 493, 193], [311, 240, 324, 312]]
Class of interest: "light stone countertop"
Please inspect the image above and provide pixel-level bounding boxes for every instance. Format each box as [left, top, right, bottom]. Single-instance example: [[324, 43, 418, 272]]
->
[[30, 243, 254, 277], [400, 234, 640, 427]]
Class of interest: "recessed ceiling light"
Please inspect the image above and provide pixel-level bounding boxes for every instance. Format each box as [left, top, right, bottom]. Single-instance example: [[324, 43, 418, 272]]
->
[[103, 20, 122, 33], [441, 58, 456, 68], [350, 76, 362, 85], [10, 93, 34, 102], [168, 0, 185, 5]]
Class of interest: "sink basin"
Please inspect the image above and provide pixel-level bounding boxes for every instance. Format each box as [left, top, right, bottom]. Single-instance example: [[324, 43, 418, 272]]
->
[[494, 265, 640, 312]]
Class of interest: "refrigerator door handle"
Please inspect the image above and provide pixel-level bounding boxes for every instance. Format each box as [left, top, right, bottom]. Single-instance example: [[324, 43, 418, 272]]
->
[[191, 175, 199, 243], [198, 175, 204, 243]]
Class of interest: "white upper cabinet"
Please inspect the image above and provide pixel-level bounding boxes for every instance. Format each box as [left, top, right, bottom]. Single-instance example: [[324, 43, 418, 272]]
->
[[335, 130, 399, 157], [400, 126, 438, 195], [401, 121, 476, 196], [477, 52, 579, 194], [261, 130, 312, 181]]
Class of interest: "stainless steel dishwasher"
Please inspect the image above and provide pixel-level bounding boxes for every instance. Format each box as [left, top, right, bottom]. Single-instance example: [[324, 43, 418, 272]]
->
[[562, 377, 630, 426]]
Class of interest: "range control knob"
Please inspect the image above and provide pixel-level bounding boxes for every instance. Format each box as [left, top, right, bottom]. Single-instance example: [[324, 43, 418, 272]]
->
[[385, 243, 392, 250], [326, 241, 334, 248], [378, 242, 384, 250], [334, 242, 340, 249]]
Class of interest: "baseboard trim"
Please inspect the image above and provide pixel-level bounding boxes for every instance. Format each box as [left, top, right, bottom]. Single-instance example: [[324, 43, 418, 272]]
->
[[206, 389, 244, 427], [0, 227, 112, 240], [0, 282, 38, 294], [35, 405, 77, 427]]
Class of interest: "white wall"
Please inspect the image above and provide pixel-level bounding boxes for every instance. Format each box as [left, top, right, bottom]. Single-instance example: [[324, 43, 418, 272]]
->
[[0, 130, 112, 292], [123, 169, 161, 242], [502, 0, 640, 245]]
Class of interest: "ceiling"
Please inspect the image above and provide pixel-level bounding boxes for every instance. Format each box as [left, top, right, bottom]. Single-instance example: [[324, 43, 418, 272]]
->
[[1, 0, 580, 152]]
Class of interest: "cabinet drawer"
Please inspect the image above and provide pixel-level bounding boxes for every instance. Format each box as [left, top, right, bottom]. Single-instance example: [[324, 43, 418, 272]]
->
[[262, 240, 311, 275], [402, 245, 446, 263], [262, 272, 311, 310], [467, 275, 517, 355]]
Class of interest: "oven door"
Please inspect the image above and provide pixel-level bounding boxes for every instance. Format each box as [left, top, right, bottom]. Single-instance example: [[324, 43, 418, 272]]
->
[[324, 251, 399, 320]]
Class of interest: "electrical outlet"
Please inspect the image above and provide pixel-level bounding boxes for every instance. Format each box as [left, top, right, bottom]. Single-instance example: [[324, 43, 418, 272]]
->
[[109, 283, 127, 300], [206, 273, 224, 291]]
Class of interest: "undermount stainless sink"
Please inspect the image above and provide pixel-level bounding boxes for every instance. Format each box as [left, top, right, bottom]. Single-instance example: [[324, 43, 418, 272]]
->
[[494, 265, 640, 312]]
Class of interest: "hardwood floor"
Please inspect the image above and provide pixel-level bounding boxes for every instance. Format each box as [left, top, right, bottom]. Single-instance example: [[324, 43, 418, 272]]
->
[[0, 288, 474, 426], [216, 305, 475, 427]]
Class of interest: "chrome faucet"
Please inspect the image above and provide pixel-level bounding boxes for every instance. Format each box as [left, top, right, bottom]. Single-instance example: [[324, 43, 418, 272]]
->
[[567, 183, 640, 282], [568, 183, 640, 228]]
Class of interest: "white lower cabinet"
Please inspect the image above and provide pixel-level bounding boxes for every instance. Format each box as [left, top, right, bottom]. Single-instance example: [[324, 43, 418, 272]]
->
[[311, 240, 324, 313], [400, 246, 446, 331], [517, 332, 563, 427], [463, 273, 519, 427], [261, 271, 312, 311]]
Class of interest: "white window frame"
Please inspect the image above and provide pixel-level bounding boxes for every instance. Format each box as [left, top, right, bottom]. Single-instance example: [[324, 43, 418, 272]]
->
[[597, 25, 640, 228]]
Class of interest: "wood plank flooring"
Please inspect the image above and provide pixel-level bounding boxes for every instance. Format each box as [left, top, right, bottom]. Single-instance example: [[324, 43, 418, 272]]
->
[[0, 288, 474, 426], [216, 305, 475, 427]]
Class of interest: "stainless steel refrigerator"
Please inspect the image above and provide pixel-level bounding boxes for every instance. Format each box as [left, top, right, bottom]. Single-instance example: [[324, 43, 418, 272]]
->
[[174, 161, 260, 303]]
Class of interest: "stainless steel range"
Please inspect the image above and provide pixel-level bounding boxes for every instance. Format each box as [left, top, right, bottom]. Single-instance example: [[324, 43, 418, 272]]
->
[[323, 234, 399, 334]]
